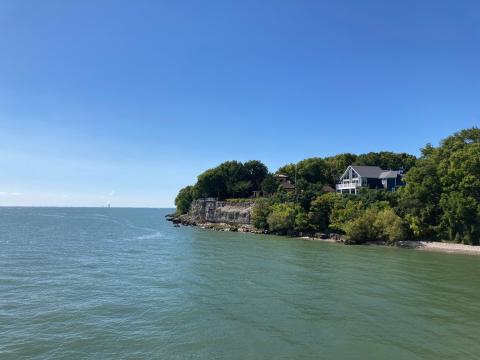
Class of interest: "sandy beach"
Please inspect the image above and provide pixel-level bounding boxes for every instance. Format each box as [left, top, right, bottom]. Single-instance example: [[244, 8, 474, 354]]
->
[[419, 241, 480, 255], [303, 237, 480, 256]]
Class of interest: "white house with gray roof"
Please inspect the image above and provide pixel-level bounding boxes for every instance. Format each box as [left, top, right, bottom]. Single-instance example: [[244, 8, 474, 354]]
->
[[336, 165, 404, 194]]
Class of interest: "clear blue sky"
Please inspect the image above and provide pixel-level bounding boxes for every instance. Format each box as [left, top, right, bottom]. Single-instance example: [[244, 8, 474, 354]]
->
[[0, 0, 478, 207]]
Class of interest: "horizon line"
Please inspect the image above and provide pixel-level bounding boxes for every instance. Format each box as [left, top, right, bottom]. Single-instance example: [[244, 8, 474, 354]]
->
[[0, 205, 176, 209]]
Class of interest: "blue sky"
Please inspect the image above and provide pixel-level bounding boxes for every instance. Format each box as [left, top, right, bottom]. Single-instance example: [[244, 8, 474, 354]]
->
[[0, 0, 478, 207]]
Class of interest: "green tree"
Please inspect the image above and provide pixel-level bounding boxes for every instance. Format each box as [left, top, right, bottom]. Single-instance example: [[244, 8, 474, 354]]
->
[[329, 198, 364, 233], [252, 198, 271, 230], [397, 153, 441, 239], [261, 174, 279, 195], [190, 160, 270, 200], [438, 142, 480, 244], [194, 168, 226, 199], [344, 208, 379, 244], [398, 127, 480, 243], [355, 151, 416, 171], [309, 192, 341, 232], [440, 192, 480, 244], [277, 157, 328, 185], [175, 186, 194, 214], [218, 161, 249, 198], [267, 203, 296, 234], [244, 160, 268, 190], [231, 180, 253, 198], [294, 209, 311, 233], [344, 206, 407, 244], [295, 180, 325, 211], [296, 157, 328, 184], [374, 208, 407, 244]]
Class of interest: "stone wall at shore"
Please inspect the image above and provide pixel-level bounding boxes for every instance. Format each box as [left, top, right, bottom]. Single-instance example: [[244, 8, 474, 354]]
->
[[186, 199, 255, 225]]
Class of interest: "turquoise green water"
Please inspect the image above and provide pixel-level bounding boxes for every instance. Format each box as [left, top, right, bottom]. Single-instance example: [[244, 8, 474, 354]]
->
[[1, 208, 479, 359]]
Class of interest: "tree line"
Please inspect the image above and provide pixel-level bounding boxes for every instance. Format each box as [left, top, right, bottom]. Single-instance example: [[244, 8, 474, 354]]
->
[[175, 128, 480, 245]]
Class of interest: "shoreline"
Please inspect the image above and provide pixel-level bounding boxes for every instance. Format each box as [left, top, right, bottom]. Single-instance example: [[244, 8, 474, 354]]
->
[[417, 241, 480, 255], [301, 237, 480, 256], [169, 215, 480, 256]]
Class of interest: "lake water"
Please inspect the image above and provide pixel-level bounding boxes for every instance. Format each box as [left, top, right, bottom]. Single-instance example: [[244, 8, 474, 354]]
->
[[1, 207, 479, 359]]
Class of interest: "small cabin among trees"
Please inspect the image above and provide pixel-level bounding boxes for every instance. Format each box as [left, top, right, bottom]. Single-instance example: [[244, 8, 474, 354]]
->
[[275, 174, 296, 192], [336, 165, 404, 194]]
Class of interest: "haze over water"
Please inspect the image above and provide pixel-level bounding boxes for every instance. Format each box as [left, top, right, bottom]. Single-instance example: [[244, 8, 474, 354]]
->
[[1, 207, 479, 359]]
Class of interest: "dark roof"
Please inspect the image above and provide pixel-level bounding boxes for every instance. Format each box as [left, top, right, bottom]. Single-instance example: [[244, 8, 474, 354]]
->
[[350, 166, 383, 178], [322, 185, 336, 193], [379, 170, 401, 179], [280, 181, 295, 190]]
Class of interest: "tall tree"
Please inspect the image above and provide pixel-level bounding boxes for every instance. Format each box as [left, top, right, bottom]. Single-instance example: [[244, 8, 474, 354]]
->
[[354, 151, 416, 171], [244, 160, 268, 190], [399, 127, 480, 243], [175, 186, 194, 214]]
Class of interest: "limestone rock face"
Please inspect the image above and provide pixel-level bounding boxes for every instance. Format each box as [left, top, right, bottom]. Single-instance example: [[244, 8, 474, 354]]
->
[[188, 199, 254, 225]]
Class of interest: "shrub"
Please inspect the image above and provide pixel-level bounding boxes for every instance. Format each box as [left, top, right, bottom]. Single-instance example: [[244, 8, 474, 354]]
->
[[252, 198, 271, 230], [308, 192, 341, 232], [344, 208, 379, 244], [374, 208, 408, 244], [267, 203, 296, 234], [329, 198, 364, 233], [345, 207, 407, 244], [294, 210, 311, 233]]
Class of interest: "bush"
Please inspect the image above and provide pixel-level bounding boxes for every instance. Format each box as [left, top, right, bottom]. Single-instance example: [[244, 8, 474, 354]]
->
[[329, 198, 364, 233], [344, 208, 379, 244], [252, 198, 271, 230], [344, 207, 407, 244], [374, 208, 407, 244], [267, 203, 296, 234], [309, 192, 341, 232], [294, 210, 311, 233]]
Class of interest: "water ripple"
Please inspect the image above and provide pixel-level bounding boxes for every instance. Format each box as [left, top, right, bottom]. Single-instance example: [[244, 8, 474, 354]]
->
[[1, 208, 480, 359]]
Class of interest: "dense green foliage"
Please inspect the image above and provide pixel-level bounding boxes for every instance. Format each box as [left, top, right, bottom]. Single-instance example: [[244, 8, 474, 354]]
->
[[251, 198, 270, 230], [309, 192, 341, 232], [174, 186, 194, 215], [260, 174, 280, 194], [175, 128, 480, 245], [343, 206, 407, 244], [398, 128, 480, 244], [266, 203, 297, 235], [183, 160, 268, 204]]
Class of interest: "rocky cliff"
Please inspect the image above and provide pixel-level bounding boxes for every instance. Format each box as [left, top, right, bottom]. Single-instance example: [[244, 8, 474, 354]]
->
[[186, 199, 255, 225]]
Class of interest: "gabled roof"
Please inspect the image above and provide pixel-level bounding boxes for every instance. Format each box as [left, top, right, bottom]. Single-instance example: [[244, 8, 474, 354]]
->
[[379, 170, 401, 179], [350, 165, 383, 178]]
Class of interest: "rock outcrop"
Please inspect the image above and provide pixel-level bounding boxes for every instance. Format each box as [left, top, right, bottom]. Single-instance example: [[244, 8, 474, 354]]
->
[[186, 198, 255, 225]]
